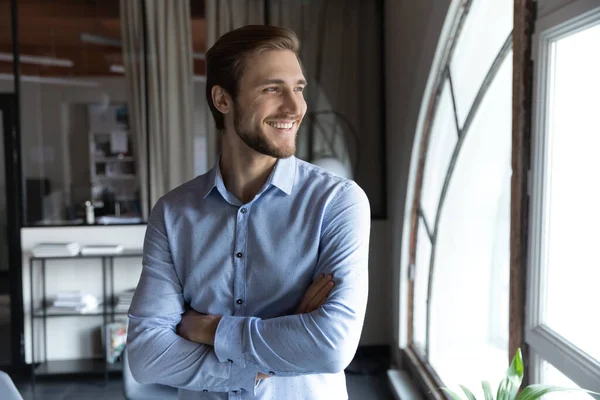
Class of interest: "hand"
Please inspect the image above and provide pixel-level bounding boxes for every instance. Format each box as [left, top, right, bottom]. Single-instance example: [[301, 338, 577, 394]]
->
[[295, 274, 335, 314], [176, 309, 222, 346]]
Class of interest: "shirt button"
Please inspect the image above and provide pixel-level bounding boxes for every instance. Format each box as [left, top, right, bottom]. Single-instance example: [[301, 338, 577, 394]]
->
[[240, 208, 247, 214], [236, 299, 243, 305], [236, 252, 243, 258]]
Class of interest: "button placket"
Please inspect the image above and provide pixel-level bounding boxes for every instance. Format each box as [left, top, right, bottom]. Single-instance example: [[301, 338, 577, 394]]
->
[[232, 205, 249, 313]]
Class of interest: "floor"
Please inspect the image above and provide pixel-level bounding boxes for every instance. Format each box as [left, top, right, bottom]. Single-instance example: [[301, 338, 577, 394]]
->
[[14, 373, 394, 400], [0, 294, 11, 366], [10, 346, 394, 399]]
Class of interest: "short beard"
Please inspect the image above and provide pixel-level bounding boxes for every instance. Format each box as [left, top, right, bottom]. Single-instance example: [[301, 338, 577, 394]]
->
[[233, 103, 296, 159]]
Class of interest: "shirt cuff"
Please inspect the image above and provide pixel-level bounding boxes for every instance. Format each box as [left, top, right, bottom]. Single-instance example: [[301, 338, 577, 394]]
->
[[214, 315, 248, 367], [228, 361, 261, 395]]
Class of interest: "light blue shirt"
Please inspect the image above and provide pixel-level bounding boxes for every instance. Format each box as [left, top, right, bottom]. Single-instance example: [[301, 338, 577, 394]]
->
[[127, 156, 371, 400]]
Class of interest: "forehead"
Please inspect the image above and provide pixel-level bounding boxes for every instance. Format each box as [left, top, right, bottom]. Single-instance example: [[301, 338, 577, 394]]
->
[[240, 50, 305, 87]]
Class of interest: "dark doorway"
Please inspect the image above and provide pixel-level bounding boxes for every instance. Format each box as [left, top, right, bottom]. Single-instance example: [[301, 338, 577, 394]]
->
[[0, 93, 25, 372]]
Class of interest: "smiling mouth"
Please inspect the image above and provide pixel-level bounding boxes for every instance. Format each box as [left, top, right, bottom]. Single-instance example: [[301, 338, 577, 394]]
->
[[266, 121, 296, 131]]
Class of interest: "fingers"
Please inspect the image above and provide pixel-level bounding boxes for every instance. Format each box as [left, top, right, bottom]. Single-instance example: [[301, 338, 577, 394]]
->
[[297, 274, 330, 313], [307, 274, 333, 300], [304, 278, 334, 313], [296, 274, 334, 314], [257, 373, 271, 380]]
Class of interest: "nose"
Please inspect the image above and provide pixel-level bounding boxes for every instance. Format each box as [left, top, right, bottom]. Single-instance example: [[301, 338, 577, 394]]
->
[[281, 89, 304, 116]]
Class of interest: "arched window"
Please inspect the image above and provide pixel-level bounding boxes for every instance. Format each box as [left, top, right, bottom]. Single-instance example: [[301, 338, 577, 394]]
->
[[404, 0, 513, 390]]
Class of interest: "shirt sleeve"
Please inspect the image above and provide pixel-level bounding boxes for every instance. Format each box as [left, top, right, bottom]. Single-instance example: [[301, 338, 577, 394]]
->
[[127, 197, 258, 393], [213, 181, 371, 377]]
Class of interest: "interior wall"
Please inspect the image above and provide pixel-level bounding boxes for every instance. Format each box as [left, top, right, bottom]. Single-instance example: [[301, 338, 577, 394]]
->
[[361, 220, 391, 345], [385, 0, 452, 364]]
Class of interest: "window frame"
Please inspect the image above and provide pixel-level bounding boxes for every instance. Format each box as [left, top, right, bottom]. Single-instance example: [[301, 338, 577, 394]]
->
[[527, 0, 600, 392]]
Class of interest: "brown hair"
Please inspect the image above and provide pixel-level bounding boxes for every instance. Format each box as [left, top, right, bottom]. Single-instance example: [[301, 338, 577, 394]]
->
[[205, 25, 301, 130]]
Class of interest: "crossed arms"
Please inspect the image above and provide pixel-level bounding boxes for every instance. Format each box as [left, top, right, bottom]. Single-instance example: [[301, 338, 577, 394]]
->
[[126, 182, 370, 394]]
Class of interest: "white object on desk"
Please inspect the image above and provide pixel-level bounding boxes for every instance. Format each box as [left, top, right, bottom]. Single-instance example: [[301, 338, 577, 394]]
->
[[80, 244, 124, 255], [32, 242, 81, 257], [96, 216, 142, 225]]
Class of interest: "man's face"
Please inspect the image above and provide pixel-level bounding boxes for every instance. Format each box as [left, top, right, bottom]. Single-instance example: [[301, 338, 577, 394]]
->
[[231, 49, 307, 159]]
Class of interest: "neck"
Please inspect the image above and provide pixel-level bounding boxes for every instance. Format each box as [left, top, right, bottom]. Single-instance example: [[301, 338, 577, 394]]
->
[[220, 139, 278, 204]]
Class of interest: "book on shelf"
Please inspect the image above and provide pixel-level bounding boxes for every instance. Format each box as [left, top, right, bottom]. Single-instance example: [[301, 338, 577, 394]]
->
[[80, 244, 124, 255], [52, 291, 100, 313], [102, 321, 128, 364]]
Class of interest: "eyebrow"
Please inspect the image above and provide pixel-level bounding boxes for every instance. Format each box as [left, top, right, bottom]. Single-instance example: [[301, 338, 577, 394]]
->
[[258, 78, 308, 86]]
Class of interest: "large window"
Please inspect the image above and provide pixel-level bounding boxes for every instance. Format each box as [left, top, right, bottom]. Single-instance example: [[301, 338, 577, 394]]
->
[[527, 0, 600, 395], [403, 0, 513, 394], [402, 0, 600, 397]]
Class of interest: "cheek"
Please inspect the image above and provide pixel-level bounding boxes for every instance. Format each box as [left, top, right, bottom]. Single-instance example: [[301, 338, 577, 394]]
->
[[299, 98, 308, 116], [247, 99, 271, 122]]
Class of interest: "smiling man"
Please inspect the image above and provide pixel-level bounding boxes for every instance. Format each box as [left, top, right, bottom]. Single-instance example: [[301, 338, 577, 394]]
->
[[126, 25, 371, 400]]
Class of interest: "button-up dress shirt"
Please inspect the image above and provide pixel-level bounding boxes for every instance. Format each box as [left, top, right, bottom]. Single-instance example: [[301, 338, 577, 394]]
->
[[127, 156, 371, 399]]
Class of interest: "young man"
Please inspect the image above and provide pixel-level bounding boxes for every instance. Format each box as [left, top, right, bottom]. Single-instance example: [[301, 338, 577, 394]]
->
[[127, 25, 371, 400]]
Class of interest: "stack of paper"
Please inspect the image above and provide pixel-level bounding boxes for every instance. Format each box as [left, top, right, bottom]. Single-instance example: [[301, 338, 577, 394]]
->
[[114, 288, 135, 313], [53, 291, 100, 313], [32, 242, 81, 258]]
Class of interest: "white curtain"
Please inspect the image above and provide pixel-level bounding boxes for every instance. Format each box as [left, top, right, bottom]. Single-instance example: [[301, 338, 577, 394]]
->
[[121, 0, 195, 219], [204, 0, 265, 168]]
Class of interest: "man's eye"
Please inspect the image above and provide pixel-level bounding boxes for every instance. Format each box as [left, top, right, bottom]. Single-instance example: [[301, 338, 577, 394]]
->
[[295, 87, 305, 92], [265, 87, 278, 92]]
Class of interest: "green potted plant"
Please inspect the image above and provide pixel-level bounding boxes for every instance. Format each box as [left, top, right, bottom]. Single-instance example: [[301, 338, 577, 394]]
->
[[441, 348, 598, 400]]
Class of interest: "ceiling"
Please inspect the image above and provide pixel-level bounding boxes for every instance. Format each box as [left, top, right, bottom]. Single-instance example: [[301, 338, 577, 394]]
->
[[0, 0, 206, 77]]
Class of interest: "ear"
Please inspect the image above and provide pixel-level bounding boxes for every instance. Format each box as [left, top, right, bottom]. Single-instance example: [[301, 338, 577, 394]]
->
[[211, 85, 232, 114]]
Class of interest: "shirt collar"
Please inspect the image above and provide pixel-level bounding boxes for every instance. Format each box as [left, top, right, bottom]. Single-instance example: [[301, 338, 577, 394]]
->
[[202, 155, 296, 199], [267, 156, 296, 196]]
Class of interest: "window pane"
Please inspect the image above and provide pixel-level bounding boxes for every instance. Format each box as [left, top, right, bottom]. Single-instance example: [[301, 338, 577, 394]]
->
[[413, 219, 432, 354], [18, 2, 144, 226], [542, 22, 600, 361], [420, 81, 458, 224], [542, 360, 595, 399], [449, 0, 512, 126], [429, 52, 512, 388]]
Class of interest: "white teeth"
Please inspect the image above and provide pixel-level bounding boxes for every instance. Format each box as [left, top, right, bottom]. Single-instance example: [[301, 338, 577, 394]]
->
[[268, 122, 294, 129]]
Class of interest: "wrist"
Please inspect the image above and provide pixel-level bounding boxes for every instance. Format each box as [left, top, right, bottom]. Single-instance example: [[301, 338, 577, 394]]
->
[[197, 315, 222, 346]]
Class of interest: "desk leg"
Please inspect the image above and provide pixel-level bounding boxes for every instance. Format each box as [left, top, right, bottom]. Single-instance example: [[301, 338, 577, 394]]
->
[[29, 257, 35, 393], [102, 257, 108, 385], [42, 259, 47, 365], [110, 257, 115, 322]]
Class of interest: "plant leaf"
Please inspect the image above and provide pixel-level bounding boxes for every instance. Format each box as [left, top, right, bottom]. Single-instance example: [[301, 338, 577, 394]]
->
[[515, 384, 599, 400], [497, 348, 524, 400], [460, 385, 477, 400], [482, 381, 494, 400], [441, 388, 466, 400]]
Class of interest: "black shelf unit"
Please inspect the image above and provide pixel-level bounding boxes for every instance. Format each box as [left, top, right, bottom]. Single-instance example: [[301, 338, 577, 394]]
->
[[32, 306, 129, 319], [28, 250, 142, 387]]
